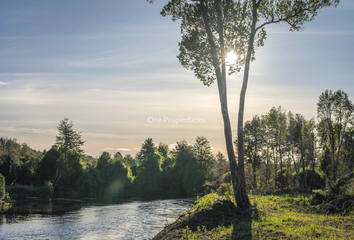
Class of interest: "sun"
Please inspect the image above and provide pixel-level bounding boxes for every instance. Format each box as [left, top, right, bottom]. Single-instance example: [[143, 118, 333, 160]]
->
[[225, 51, 237, 64]]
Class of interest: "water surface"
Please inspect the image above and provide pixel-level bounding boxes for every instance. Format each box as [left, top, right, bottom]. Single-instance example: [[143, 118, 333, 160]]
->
[[0, 198, 193, 240]]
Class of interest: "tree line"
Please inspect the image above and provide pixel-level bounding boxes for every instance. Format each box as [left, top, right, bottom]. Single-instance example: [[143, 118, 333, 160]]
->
[[0, 118, 220, 201], [239, 89, 354, 193], [0, 89, 353, 202]]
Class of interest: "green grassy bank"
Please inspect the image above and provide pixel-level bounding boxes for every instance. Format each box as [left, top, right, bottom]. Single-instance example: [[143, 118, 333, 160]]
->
[[154, 191, 354, 239]]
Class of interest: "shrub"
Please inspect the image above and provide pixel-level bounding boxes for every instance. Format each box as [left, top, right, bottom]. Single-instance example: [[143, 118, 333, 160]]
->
[[222, 172, 231, 183], [6, 184, 54, 199], [0, 173, 5, 200]]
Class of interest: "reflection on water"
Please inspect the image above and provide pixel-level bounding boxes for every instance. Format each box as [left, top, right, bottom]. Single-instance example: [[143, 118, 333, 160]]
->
[[0, 198, 193, 240]]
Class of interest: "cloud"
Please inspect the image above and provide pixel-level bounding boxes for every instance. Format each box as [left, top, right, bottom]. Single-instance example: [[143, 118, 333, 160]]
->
[[169, 143, 178, 149], [168, 143, 193, 150], [83, 132, 135, 139], [0, 127, 56, 135], [102, 148, 132, 151], [0, 81, 8, 85]]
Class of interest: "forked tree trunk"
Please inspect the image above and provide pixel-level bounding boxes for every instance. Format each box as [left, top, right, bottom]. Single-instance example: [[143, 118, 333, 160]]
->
[[200, 0, 251, 208]]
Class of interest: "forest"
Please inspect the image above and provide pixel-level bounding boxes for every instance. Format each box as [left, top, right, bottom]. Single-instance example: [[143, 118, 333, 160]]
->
[[0, 89, 353, 205]]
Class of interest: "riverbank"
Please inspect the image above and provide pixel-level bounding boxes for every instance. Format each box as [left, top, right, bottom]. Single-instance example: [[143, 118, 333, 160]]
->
[[153, 192, 354, 239], [4, 198, 85, 214]]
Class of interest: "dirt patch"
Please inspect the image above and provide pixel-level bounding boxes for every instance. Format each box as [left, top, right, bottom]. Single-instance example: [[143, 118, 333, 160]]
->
[[153, 200, 254, 240]]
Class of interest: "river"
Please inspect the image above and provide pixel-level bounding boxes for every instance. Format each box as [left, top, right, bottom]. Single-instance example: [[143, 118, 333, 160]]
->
[[0, 198, 194, 240]]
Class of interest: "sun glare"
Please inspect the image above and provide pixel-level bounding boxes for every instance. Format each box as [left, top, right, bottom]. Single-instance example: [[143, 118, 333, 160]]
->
[[226, 51, 237, 64]]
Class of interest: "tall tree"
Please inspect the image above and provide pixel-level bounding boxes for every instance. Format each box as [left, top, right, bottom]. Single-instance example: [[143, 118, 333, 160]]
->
[[97, 151, 111, 170], [0, 137, 22, 185], [156, 0, 258, 208], [36, 146, 61, 185], [317, 89, 354, 180], [342, 127, 354, 174], [55, 117, 85, 160], [235, 0, 339, 196], [169, 140, 195, 197], [193, 136, 216, 179], [301, 118, 317, 193], [242, 115, 265, 189], [150, 0, 339, 208], [234, 0, 339, 191], [157, 142, 169, 158], [134, 138, 163, 194], [54, 118, 85, 189], [286, 111, 306, 191], [264, 107, 287, 190], [123, 154, 135, 167]]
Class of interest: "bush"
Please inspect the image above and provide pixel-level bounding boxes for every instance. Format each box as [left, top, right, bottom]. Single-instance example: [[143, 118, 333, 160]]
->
[[0, 173, 5, 200], [222, 172, 231, 183], [217, 183, 232, 196], [6, 184, 54, 200]]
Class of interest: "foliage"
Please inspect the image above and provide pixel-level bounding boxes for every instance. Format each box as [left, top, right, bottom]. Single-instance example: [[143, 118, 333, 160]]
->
[[242, 115, 266, 189], [96, 151, 111, 170], [100, 156, 133, 200], [36, 146, 60, 185], [6, 183, 54, 199], [0, 137, 43, 185], [193, 136, 216, 180], [75, 167, 102, 198], [55, 117, 85, 158], [0, 173, 5, 200], [157, 142, 169, 158], [317, 89, 354, 180], [134, 138, 163, 194]]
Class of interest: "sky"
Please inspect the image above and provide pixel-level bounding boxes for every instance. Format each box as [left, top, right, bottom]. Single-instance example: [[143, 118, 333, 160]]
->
[[0, 0, 353, 158]]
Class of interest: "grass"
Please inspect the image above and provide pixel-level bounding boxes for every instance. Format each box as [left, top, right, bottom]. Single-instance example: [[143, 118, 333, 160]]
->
[[188, 191, 231, 213], [178, 192, 354, 240]]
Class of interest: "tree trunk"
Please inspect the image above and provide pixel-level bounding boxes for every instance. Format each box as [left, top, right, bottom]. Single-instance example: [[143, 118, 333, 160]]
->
[[290, 151, 300, 190], [330, 126, 336, 180], [236, 3, 258, 207], [265, 145, 269, 190], [301, 154, 307, 192], [279, 144, 283, 192], [273, 146, 277, 188], [200, 0, 251, 208], [309, 157, 315, 193], [252, 161, 257, 190], [325, 177, 329, 189]]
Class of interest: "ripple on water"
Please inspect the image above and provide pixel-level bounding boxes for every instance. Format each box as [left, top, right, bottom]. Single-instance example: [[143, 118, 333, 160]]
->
[[0, 198, 194, 240]]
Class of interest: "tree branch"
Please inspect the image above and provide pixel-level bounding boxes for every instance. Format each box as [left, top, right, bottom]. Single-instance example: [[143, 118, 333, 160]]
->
[[255, 8, 311, 32], [200, 0, 222, 80]]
